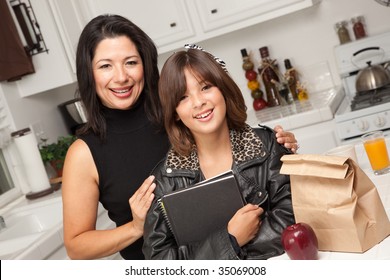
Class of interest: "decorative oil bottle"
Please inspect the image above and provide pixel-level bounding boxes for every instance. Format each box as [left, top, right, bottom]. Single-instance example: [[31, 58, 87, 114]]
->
[[258, 46, 281, 107]]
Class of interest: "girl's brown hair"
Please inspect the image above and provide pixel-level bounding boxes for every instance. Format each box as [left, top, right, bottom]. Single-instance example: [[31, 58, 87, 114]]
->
[[158, 48, 247, 156]]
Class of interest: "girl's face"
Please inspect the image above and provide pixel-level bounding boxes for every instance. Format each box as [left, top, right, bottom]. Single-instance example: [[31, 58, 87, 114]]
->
[[176, 68, 227, 137], [92, 36, 144, 109]]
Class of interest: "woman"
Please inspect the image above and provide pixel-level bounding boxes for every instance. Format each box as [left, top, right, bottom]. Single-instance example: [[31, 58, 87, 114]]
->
[[143, 46, 295, 259], [62, 14, 298, 260]]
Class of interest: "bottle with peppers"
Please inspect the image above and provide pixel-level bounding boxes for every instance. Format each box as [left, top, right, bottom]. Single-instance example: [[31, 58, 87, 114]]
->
[[240, 48, 266, 111]]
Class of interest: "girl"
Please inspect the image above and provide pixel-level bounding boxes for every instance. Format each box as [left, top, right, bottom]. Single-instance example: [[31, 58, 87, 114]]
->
[[143, 46, 295, 259]]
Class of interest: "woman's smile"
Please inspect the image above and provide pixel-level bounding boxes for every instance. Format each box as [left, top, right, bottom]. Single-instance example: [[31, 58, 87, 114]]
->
[[110, 86, 133, 98]]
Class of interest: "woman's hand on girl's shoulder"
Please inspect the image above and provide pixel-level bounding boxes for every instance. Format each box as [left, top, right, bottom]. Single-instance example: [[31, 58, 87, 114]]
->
[[273, 125, 299, 153]]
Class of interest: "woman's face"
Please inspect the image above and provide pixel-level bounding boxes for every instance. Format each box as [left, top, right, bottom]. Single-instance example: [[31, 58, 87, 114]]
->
[[92, 36, 144, 109], [176, 68, 227, 138]]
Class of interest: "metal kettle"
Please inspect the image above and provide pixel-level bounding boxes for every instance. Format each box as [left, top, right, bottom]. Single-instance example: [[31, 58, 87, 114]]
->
[[355, 61, 390, 92], [352, 46, 390, 92]]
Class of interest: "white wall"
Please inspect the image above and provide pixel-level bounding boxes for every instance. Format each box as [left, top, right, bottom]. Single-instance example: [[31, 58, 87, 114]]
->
[[3, 0, 390, 142], [158, 0, 390, 111]]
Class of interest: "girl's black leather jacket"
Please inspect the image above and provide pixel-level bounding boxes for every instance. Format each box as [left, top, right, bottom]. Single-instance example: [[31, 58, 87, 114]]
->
[[143, 125, 295, 259]]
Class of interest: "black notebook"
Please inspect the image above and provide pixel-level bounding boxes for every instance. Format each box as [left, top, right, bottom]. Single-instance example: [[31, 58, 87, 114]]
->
[[158, 170, 245, 246]]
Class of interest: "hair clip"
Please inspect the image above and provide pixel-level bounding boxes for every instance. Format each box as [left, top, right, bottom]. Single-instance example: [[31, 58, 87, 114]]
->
[[184, 44, 228, 72]]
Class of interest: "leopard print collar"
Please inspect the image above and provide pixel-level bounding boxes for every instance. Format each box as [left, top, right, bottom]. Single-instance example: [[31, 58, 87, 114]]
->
[[166, 124, 265, 171]]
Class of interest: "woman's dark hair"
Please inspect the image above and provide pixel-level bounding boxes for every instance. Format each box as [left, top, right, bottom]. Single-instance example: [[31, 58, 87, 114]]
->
[[75, 14, 161, 139], [158, 48, 247, 156]]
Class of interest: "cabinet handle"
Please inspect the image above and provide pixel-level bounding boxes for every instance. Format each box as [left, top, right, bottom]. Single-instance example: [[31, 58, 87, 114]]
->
[[211, 9, 218, 14], [170, 22, 177, 27]]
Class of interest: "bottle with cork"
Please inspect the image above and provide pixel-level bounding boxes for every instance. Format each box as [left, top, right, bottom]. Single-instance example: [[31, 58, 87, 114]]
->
[[258, 46, 282, 107], [351, 16, 367, 40], [284, 59, 299, 101], [335, 21, 351, 45]]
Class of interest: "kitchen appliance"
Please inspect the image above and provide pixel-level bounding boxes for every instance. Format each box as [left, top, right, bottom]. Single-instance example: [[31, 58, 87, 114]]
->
[[58, 98, 88, 135], [333, 31, 390, 142], [355, 60, 390, 92]]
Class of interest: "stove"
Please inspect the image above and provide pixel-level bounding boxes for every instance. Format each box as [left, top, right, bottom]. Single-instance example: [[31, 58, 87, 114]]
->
[[333, 31, 390, 141], [350, 86, 390, 111]]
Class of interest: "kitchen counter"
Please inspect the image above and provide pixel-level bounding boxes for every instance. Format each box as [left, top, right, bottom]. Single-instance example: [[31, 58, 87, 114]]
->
[[271, 139, 390, 260], [246, 86, 345, 130], [0, 188, 117, 260]]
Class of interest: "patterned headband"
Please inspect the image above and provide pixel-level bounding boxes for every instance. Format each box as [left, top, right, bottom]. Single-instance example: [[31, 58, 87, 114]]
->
[[184, 44, 228, 72]]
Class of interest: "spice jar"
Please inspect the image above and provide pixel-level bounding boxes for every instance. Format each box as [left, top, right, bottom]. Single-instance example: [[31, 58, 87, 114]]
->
[[351, 16, 366, 40], [335, 21, 351, 44]]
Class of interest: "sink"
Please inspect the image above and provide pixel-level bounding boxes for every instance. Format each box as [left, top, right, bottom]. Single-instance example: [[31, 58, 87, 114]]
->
[[0, 214, 45, 240], [0, 195, 62, 259], [0, 190, 114, 259]]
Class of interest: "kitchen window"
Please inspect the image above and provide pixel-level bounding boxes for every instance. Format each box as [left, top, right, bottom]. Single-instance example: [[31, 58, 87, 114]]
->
[[0, 146, 21, 208], [0, 92, 22, 207], [0, 150, 14, 192]]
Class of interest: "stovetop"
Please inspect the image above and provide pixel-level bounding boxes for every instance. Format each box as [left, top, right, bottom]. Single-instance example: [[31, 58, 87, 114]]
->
[[334, 89, 390, 140], [335, 94, 390, 120], [351, 85, 390, 111]]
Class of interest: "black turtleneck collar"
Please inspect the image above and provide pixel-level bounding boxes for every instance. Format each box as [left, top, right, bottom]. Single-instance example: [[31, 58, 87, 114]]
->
[[102, 95, 149, 133]]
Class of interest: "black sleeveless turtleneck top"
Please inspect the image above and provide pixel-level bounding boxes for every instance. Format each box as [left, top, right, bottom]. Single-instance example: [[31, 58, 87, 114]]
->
[[79, 100, 170, 259]]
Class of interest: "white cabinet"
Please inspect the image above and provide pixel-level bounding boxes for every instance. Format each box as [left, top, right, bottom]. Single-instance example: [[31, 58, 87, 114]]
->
[[47, 0, 92, 74], [290, 120, 340, 154], [11, 0, 76, 97], [90, 0, 195, 50], [192, 0, 319, 33], [83, 0, 321, 54]]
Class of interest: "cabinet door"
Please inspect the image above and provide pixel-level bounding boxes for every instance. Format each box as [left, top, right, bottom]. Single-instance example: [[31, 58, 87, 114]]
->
[[291, 120, 339, 154], [48, 0, 91, 74], [194, 0, 318, 32], [13, 0, 76, 97], [90, 0, 195, 49]]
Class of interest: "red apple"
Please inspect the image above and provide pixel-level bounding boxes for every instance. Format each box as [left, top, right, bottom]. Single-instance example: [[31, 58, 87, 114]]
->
[[281, 222, 319, 260]]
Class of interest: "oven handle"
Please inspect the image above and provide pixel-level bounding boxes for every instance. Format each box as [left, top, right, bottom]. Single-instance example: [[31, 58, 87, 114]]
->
[[351, 46, 384, 69], [353, 47, 381, 57]]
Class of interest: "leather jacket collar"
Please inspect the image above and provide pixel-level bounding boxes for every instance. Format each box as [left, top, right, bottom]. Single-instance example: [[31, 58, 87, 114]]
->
[[165, 124, 267, 172]]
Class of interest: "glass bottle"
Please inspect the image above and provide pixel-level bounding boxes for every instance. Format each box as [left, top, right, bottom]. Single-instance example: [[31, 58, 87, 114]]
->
[[275, 81, 292, 105], [335, 21, 351, 44], [241, 48, 266, 111], [240, 48, 254, 71], [258, 46, 281, 107], [284, 59, 298, 101], [351, 16, 366, 40]]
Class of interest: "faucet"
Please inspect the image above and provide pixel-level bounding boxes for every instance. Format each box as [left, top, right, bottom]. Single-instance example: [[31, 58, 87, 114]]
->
[[0, 215, 6, 230]]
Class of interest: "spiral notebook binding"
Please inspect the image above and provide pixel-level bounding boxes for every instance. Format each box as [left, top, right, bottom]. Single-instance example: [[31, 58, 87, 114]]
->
[[158, 198, 175, 236]]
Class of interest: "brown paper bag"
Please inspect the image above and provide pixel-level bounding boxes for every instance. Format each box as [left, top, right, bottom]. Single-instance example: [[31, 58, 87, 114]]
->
[[280, 154, 390, 253]]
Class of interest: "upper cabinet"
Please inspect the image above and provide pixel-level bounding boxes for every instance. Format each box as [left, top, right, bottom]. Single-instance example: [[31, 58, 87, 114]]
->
[[82, 0, 321, 53], [192, 0, 319, 33], [8, 0, 76, 97], [6, 0, 320, 97], [90, 0, 196, 50]]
